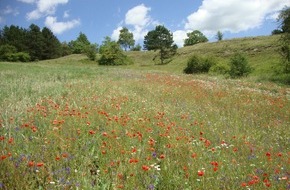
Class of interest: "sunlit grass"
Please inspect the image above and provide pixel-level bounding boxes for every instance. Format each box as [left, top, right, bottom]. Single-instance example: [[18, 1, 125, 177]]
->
[[0, 60, 289, 189]]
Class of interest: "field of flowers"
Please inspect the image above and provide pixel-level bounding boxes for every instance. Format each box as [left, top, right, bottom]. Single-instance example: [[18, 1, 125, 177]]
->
[[0, 62, 289, 189]]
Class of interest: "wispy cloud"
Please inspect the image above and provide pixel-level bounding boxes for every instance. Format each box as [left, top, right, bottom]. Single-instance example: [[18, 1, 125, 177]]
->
[[63, 10, 70, 18], [45, 16, 80, 34], [3, 6, 19, 16], [112, 4, 159, 43], [172, 0, 290, 47], [17, 0, 36, 4], [25, 0, 69, 20]]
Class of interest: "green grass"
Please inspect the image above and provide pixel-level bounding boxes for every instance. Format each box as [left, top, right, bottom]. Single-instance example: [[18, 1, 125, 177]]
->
[[126, 35, 283, 80], [0, 35, 289, 189]]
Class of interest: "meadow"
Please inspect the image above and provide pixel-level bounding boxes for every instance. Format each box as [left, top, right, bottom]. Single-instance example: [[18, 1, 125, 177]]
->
[[0, 36, 289, 189]]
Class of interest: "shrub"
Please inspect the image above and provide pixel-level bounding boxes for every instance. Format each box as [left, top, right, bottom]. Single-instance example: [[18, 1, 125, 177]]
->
[[183, 55, 216, 74], [0, 45, 17, 61], [209, 62, 230, 75], [85, 44, 98, 61], [99, 37, 132, 65], [229, 53, 251, 78]]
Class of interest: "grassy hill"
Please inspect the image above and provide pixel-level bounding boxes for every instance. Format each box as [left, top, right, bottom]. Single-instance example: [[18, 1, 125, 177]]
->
[[0, 34, 289, 189], [126, 35, 283, 82]]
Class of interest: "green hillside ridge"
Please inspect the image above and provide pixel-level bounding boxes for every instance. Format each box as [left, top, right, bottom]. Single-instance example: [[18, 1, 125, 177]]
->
[[125, 35, 281, 76]]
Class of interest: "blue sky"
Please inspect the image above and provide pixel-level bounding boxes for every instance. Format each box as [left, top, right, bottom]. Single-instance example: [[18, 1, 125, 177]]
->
[[0, 0, 290, 47]]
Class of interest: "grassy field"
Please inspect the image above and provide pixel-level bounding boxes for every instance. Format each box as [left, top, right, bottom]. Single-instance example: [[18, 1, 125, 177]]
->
[[0, 35, 289, 189]]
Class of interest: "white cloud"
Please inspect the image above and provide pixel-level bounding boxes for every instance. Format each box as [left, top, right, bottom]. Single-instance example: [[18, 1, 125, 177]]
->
[[26, 0, 69, 20], [26, 9, 42, 20], [3, 6, 19, 16], [184, 0, 290, 35], [112, 4, 158, 43], [17, 0, 36, 3], [111, 26, 123, 41], [0, 16, 5, 24], [63, 10, 70, 18], [173, 30, 188, 47], [45, 16, 80, 34], [125, 4, 152, 27]]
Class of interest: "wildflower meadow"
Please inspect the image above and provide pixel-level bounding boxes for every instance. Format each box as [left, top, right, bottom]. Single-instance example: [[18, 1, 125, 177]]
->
[[0, 61, 289, 189]]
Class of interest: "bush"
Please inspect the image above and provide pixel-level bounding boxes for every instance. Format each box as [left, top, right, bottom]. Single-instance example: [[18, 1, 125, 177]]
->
[[0, 45, 17, 60], [99, 38, 132, 65], [183, 55, 216, 74], [85, 44, 98, 61], [209, 62, 230, 75], [5, 52, 31, 62], [229, 53, 251, 78]]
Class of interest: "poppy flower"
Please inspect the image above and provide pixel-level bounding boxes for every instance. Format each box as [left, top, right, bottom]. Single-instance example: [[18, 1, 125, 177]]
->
[[36, 162, 44, 167], [159, 154, 165, 159], [197, 170, 204, 176], [28, 161, 35, 167], [142, 165, 150, 171]]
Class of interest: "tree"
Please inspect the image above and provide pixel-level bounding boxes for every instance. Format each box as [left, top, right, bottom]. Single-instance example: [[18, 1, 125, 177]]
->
[[272, 29, 283, 35], [99, 36, 131, 65], [277, 7, 290, 73], [216, 31, 223, 41], [184, 30, 208, 46], [0, 25, 28, 52], [27, 24, 45, 61], [131, 44, 142, 51], [41, 27, 62, 59], [143, 25, 177, 64], [229, 53, 251, 78], [69, 32, 91, 54], [61, 42, 72, 56], [118, 27, 135, 51], [85, 44, 98, 61]]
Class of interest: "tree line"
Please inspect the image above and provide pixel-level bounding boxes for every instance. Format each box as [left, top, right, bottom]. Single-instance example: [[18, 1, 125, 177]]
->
[[0, 6, 289, 73], [0, 22, 211, 64]]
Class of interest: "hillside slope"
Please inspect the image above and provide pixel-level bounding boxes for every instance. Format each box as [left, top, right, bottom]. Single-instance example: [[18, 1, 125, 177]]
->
[[126, 35, 282, 77]]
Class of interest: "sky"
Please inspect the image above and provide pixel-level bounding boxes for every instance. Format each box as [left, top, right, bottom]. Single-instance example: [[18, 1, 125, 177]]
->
[[0, 0, 290, 47]]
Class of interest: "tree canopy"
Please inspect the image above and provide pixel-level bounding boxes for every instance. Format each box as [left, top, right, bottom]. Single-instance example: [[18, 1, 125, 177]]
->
[[69, 32, 91, 54], [0, 24, 62, 61], [99, 36, 131, 65], [118, 27, 135, 51], [184, 30, 208, 46], [143, 25, 177, 64], [277, 7, 290, 74]]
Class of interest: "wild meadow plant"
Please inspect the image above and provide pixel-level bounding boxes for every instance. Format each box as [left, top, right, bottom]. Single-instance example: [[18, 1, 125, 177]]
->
[[0, 62, 289, 189]]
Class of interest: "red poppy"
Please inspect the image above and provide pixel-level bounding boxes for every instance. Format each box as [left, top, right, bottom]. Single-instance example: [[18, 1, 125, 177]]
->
[[241, 182, 247, 187], [191, 153, 197, 158], [159, 154, 165, 159], [197, 170, 204, 176], [28, 161, 35, 167], [1, 155, 7, 160], [36, 162, 44, 167], [142, 165, 150, 171]]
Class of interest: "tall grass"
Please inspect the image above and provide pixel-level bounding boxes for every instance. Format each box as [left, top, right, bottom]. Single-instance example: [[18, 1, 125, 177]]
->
[[0, 60, 289, 189]]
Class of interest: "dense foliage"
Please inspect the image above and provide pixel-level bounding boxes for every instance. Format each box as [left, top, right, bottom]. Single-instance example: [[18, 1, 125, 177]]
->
[[183, 55, 216, 74], [216, 31, 223, 41], [118, 27, 135, 51], [228, 53, 251, 78], [144, 25, 177, 64], [184, 30, 208, 46], [277, 7, 290, 74], [0, 24, 62, 61], [99, 37, 132, 65]]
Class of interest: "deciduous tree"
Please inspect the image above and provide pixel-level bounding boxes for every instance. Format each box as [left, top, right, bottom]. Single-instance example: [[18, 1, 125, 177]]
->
[[184, 30, 208, 46], [118, 27, 135, 51], [143, 25, 177, 64]]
